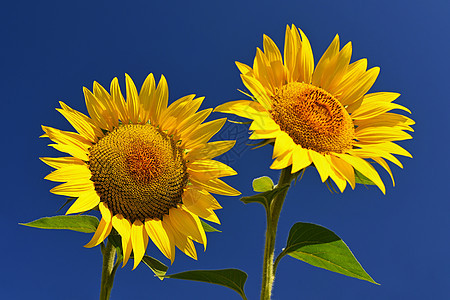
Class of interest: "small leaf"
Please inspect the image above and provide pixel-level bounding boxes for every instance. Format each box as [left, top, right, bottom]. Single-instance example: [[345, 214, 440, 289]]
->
[[240, 183, 290, 209], [252, 176, 274, 192], [20, 215, 99, 233], [276, 222, 378, 284], [142, 255, 168, 280], [355, 169, 376, 185], [164, 269, 248, 300], [200, 219, 221, 232]]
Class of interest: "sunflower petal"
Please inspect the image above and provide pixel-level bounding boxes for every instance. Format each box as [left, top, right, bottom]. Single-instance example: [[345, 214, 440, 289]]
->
[[186, 140, 236, 161], [131, 220, 148, 270], [291, 145, 311, 173], [84, 202, 112, 248], [166, 207, 206, 249], [45, 164, 91, 182], [337, 154, 385, 194], [50, 180, 94, 197], [65, 190, 100, 215], [163, 217, 197, 260], [125, 73, 140, 123], [112, 215, 133, 267], [190, 178, 240, 196], [145, 219, 174, 262]]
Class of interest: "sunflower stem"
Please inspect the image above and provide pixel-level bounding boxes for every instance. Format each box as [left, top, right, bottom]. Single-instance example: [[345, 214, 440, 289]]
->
[[260, 166, 292, 300], [99, 239, 117, 300]]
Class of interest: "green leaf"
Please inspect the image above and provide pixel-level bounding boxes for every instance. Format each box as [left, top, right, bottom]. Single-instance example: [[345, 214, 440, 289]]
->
[[252, 176, 274, 192], [142, 255, 169, 280], [276, 222, 378, 284], [240, 183, 290, 209], [20, 215, 99, 233], [164, 269, 248, 300], [200, 219, 221, 232], [354, 169, 376, 185]]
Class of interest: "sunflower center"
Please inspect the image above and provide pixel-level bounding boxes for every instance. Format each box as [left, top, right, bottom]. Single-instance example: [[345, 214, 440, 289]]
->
[[88, 124, 188, 222], [270, 82, 355, 153]]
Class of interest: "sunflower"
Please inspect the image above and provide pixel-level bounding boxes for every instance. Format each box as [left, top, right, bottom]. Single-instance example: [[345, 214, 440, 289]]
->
[[215, 25, 413, 194], [41, 73, 240, 269]]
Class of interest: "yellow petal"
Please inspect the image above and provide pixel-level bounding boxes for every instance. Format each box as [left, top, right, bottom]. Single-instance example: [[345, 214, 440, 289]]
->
[[354, 113, 414, 132], [40, 157, 84, 169], [240, 74, 273, 110], [235, 61, 253, 76], [339, 67, 380, 107], [83, 87, 111, 130], [188, 159, 237, 181], [253, 48, 275, 94], [273, 131, 295, 159], [176, 109, 212, 140], [145, 219, 175, 263], [329, 155, 355, 189], [336, 154, 385, 194], [131, 220, 148, 270], [153, 75, 169, 124], [291, 145, 311, 173], [92, 82, 118, 130], [162, 217, 197, 260], [160, 94, 196, 129], [373, 157, 395, 187], [85, 202, 112, 248], [49, 144, 89, 161], [183, 189, 221, 224], [324, 42, 352, 94], [42, 126, 91, 150], [50, 179, 95, 197], [270, 150, 293, 170], [214, 100, 270, 121], [327, 162, 347, 193], [56, 106, 98, 143], [125, 73, 140, 123], [45, 164, 91, 182], [355, 126, 412, 143], [186, 140, 236, 161], [112, 215, 133, 267], [249, 129, 279, 140], [166, 207, 206, 249], [65, 189, 100, 215], [263, 35, 284, 86], [297, 28, 314, 83], [183, 187, 222, 210], [182, 118, 226, 149], [283, 25, 297, 81], [190, 178, 240, 196], [308, 150, 332, 182], [110, 77, 128, 123], [312, 34, 340, 87]]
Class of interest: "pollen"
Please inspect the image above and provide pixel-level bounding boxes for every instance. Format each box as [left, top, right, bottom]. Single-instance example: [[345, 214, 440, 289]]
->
[[88, 124, 188, 222], [270, 82, 355, 153]]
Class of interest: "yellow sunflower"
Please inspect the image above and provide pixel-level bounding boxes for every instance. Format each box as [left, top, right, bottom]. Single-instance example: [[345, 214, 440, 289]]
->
[[41, 73, 240, 269], [215, 25, 413, 194]]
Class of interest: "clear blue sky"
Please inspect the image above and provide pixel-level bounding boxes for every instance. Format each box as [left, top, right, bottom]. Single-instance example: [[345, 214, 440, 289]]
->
[[2, 0, 449, 299]]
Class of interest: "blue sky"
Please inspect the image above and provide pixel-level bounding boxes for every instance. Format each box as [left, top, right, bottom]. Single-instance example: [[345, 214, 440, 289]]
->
[[2, 0, 449, 299]]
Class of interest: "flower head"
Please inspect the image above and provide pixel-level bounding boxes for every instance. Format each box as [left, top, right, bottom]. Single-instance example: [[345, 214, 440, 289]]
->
[[41, 74, 239, 269], [215, 25, 413, 193]]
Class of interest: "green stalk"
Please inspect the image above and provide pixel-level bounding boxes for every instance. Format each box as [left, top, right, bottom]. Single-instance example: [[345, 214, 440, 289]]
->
[[260, 166, 292, 300], [99, 239, 118, 300]]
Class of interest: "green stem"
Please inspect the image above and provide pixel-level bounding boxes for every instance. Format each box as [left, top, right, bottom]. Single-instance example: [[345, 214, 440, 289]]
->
[[260, 166, 292, 300], [99, 240, 117, 300]]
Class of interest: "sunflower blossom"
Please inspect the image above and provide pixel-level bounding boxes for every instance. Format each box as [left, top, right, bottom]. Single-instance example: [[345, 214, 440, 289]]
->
[[215, 25, 414, 193], [41, 73, 240, 269]]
